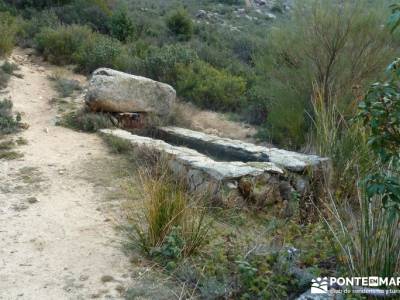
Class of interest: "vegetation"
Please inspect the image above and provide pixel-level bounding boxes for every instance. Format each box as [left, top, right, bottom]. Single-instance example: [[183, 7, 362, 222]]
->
[[0, 12, 20, 57], [0, 99, 21, 135], [166, 9, 193, 41], [128, 158, 210, 264], [1, 0, 400, 298], [59, 109, 114, 132]]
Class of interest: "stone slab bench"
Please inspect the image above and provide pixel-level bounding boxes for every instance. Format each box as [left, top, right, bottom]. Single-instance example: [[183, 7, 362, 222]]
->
[[100, 129, 284, 192], [101, 128, 330, 220], [157, 126, 330, 173]]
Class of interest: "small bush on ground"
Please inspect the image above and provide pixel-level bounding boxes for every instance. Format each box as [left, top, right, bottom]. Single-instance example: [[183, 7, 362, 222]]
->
[[18, 10, 60, 48], [109, 7, 135, 42], [177, 61, 246, 111], [0, 99, 21, 134], [139, 44, 198, 86], [0, 12, 20, 57], [73, 33, 124, 73], [128, 159, 209, 262], [48, 71, 81, 98], [35, 25, 93, 65], [59, 109, 113, 132], [102, 134, 132, 154], [166, 9, 193, 41]]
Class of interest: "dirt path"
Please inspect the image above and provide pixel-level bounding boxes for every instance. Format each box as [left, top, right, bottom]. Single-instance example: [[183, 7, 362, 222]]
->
[[0, 50, 133, 299]]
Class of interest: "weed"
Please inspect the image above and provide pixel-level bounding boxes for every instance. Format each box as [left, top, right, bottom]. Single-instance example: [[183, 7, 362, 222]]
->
[[102, 134, 132, 154], [0, 98, 21, 134], [16, 137, 28, 145], [51, 76, 81, 98], [1, 61, 19, 74], [59, 109, 113, 132], [128, 158, 210, 261], [0, 150, 22, 160]]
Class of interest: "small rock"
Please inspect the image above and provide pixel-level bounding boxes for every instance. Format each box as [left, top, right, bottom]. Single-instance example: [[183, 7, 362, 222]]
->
[[27, 197, 39, 204], [101, 275, 114, 283], [80, 275, 89, 281], [265, 13, 277, 20], [196, 10, 207, 18]]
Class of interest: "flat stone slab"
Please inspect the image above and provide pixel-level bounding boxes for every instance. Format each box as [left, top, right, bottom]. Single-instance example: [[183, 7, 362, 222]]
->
[[100, 129, 283, 186], [158, 126, 330, 173]]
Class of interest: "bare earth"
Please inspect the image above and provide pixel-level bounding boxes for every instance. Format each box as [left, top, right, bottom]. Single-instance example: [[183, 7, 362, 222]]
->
[[0, 50, 132, 299]]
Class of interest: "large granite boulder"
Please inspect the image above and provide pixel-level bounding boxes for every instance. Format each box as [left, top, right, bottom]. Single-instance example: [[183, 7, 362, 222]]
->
[[85, 68, 176, 116]]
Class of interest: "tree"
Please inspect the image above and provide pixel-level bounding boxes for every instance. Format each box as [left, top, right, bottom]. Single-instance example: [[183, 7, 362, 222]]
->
[[110, 8, 134, 42], [166, 9, 193, 41]]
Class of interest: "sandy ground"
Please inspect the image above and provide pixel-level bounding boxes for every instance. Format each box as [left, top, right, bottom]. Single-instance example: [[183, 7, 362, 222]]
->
[[0, 50, 133, 299]]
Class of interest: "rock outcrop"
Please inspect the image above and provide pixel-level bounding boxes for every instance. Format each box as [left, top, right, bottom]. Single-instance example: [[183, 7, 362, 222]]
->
[[85, 68, 176, 116]]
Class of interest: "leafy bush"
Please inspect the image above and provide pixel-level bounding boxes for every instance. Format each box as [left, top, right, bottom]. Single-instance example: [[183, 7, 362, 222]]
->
[[0, 99, 21, 134], [59, 110, 113, 132], [73, 33, 124, 73], [3, 0, 72, 9], [50, 76, 81, 98], [109, 7, 134, 42], [0, 12, 19, 57], [177, 61, 246, 111], [35, 25, 93, 64], [18, 9, 60, 47], [54, 0, 111, 33], [140, 44, 198, 85], [166, 9, 193, 41]]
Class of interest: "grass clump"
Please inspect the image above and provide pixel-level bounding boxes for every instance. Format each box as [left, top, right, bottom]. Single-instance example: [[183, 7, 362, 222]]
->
[[59, 109, 113, 132], [49, 71, 81, 98], [0, 61, 21, 90], [102, 135, 132, 154], [128, 159, 210, 265]]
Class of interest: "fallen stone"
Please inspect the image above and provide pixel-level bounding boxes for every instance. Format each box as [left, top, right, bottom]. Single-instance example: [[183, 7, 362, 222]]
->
[[86, 68, 176, 116]]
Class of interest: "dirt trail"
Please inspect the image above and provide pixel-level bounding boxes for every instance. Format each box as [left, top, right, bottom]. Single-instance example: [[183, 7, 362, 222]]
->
[[0, 50, 132, 299]]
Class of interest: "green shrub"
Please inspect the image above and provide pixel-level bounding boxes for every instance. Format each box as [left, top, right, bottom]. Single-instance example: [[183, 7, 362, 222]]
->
[[49, 75, 81, 98], [59, 110, 113, 132], [140, 44, 198, 85], [3, 0, 72, 9], [255, 0, 396, 147], [109, 7, 134, 42], [177, 61, 246, 111], [35, 25, 93, 65], [0, 12, 19, 57], [18, 10, 59, 48], [166, 9, 193, 41], [0, 99, 21, 134], [54, 0, 111, 33], [73, 33, 124, 73], [1, 61, 19, 75]]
